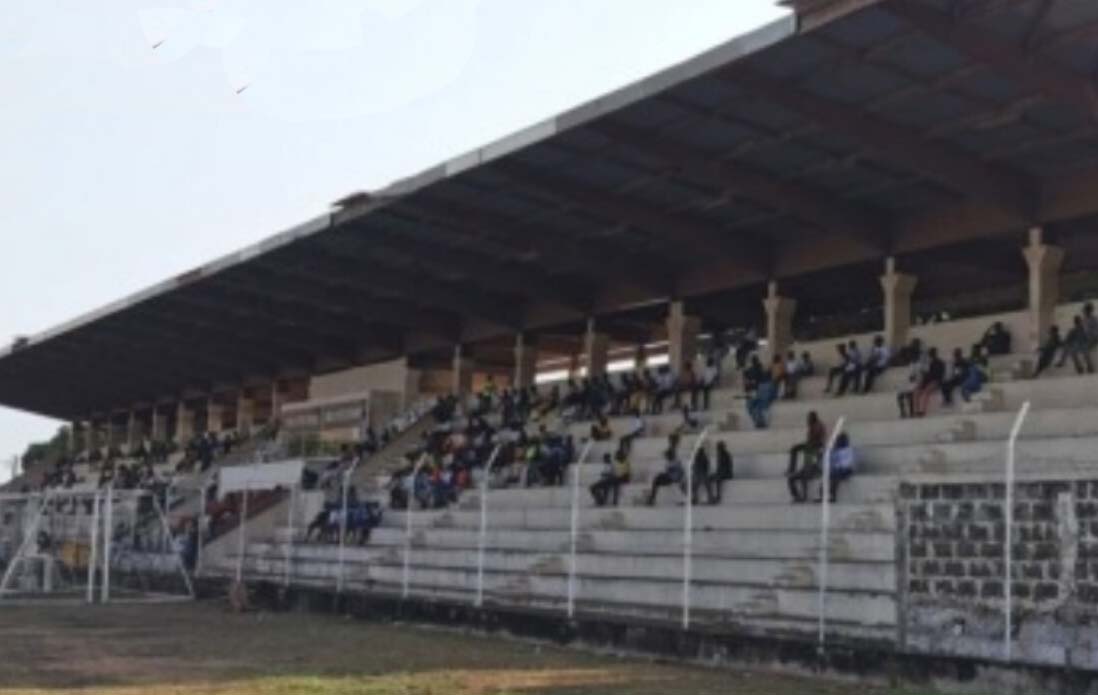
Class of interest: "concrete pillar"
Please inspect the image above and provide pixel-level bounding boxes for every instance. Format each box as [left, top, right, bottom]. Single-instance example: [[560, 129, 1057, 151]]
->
[[175, 402, 195, 446], [513, 334, 539, 388], [86, 420, 100, 454], [667, 301, 701, 374], [762, 282, 797, 364], [269, 381, 285, 425], [583, 319, 610, 377], [1022, 227, 1065, 352], [65, 423, 77, 456], [151, 408, 167, 443], [634, 344, 647, 370], [879, 257, 918, 351], [236, 391, 256, 435], [206, 398, 225, 435], [125, 411, 140, 450], [452, 345, 474, 395]]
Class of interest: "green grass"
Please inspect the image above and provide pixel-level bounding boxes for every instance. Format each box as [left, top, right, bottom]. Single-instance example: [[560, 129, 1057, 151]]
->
[[0, 601, 950, 695]]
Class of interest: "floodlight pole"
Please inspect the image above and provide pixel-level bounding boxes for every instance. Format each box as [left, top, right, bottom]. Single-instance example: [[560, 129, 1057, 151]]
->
[[86, 491, 101, 603]]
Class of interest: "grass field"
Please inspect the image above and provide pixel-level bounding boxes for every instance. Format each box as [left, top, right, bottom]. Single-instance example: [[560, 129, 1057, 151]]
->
[[0, 601, 953, 695]]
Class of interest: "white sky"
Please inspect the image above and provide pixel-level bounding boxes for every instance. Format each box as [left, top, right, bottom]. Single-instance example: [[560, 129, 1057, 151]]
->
[[0, 0, 787, 479]]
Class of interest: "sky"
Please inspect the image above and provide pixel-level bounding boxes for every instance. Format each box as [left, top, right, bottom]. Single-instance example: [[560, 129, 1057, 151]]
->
[[0, 0, 788, 480]]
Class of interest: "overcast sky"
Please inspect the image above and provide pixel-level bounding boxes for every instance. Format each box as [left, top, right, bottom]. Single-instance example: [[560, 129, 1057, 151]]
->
[[0, 0, 787, 480]]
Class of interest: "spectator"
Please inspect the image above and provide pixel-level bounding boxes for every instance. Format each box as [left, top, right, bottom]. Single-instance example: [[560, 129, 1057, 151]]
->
[[940, 347, 970, 406], [787, 412, 826, 504], [1085, 302, 1098, 365], [836, 340, 863, 396], [824, 344, 848, 394], [861, 336, 890, 394], [712, 441, 734, 504], [1033, 325, 1063, 378], [675, 361, 697, 409], [590, 449, 631, 507], [691, 444, 716, 505], [897, 341, 927, 418], [621, 409, 646, 448], [782, 350, 802, 400], [590, 415, 613, 442], [651, 366, 675, 415], [770, 354, 787, 400], [824, 433, 855, 503], [800, 351, 816, 377], [914, 348, 946, 417], [980, 321, 1012, 356], [745, 356, 777, 429], [1059, 315, 1094, 374], [961, 344, 990, 402], [647, 450, 685, 506], [696, 357, 719, 410]]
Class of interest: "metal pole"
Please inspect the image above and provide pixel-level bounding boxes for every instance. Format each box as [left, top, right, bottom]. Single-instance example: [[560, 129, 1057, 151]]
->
[[150, 489, 195, 599], [403, 454, 428, 599], [1004, 400, 1031, 662], [565, 440, 595, 618], [817, 415, 846, 655], [476, 445, 503, 608], [0, 493, 49, 600], [336, 459, 359, 594], [235, 486, 249, 583], [284, 484, 296, 587], [196, 482, 207, 577], [86, 492, 100, 603], [682, 427, 711, 631], [101, 484, 114, 603]]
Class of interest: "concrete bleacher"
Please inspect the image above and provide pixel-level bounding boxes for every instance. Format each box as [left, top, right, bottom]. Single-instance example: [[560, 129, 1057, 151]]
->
[[206, 338, 1098, 645]]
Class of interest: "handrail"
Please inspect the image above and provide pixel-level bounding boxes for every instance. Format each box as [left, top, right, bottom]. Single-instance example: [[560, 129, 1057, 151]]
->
[[567, 440, 595, 619], [817, 415, 846, 655], [1004, 400, 1031, 662]]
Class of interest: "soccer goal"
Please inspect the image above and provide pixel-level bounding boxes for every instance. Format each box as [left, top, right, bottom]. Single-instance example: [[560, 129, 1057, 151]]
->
[[0, 485, 194, 605]]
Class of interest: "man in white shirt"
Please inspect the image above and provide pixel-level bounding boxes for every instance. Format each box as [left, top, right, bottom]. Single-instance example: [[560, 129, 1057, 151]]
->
[[861, 335, 891, 394], [696, 357, 719, 410]]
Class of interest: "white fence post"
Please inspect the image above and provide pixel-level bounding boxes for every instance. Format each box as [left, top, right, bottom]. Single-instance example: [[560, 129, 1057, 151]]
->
[[402, 453, 429, 600], [101, 484, 114, 603], [283, 484, 297, 588], [817, 415, 846, 654], [682, 427, 711, 631], [86, 491, 101, 603], [336, 458, 361, 594], [1004, 400, 1031, 662], [476, 445, 503, 608], [196, 482, 208, 577], [235, 486, 250, 584], [567, 440, 595, 619]]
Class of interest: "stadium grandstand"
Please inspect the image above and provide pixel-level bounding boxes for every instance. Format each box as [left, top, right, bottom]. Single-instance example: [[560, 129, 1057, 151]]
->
[[5, 0, 1098, 687]]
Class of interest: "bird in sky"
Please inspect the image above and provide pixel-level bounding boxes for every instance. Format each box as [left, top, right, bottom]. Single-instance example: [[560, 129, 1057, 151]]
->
[[151, 39, 166, 50], [234, 84, 251, 95]]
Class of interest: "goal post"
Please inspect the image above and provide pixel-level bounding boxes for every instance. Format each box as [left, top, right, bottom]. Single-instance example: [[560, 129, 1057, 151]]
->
[[0, 487, 195, 605]]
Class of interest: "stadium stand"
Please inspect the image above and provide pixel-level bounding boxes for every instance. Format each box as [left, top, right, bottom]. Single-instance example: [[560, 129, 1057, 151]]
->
[[5, 0, 1098, 682]]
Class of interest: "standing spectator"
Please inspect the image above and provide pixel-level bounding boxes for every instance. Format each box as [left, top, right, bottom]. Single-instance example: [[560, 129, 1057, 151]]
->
[[590, 453, 626, 507], [787, 412, 826, 504], [696, 357, 719, 410], [745, 356, 777, 429], [980, 321, 1012, 356], [861, 336, 890, 394], [914, 348, 946, 417], [647, 450, 685, 506], [1059, 315, 1094, 374], [837, 340, 863, 396], [1033, 325, 1063, 378], [691, 444, 716, 505], [897, 342, 927, 418]]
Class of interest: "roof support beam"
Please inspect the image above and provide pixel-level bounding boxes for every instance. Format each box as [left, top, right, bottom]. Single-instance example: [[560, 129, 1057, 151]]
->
[[593, 120, 890, 255], [887, 1, 1098, 121], [497, 161, 772, 273], [726, 67, 1038, 218]]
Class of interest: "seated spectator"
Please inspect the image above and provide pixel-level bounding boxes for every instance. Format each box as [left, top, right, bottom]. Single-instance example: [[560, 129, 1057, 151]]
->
[[675, 405, 702, 434], [800, 351, 816, 377], [745, 356, 777, 429], [861, 336, 890, 394], [647, 449, 685, 506], [980, 321, 1012, 356], [590, 449, 631, 507], [1059, 315, 1094, 375], [782, 350, 802, 400], [914, 348, 946, 417], [691, 444, 716, 505], [897, 342, 927, 418], [940, 347, 970, 406], [824, 344, 849, 394], [961, 344, 990, 402], [836, 340, 863, 396], [651, 366, 676, 414], [734, 328, 758, 369], [589, 415, 613, 442], [824, 433, 855, 503], [1033, 325, 1063, 378], [741, 354, 765, 394], [621, 409, 645, 448], [712, 441, 734, 504], [770, 354, 787, 398], [787, 412, 825, 504], [895, 337, 924, 367]]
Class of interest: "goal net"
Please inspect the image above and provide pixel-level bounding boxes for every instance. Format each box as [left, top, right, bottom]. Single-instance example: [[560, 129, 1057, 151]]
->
[[0, 486, 194, 605]]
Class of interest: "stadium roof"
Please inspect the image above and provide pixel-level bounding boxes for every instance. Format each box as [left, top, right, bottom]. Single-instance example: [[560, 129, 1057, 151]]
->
[[4, 0, 1098, 420]]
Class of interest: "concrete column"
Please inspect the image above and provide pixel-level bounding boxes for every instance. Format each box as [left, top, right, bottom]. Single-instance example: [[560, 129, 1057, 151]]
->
[[269, 381, 285, 425], [452, 345, 474, 395], [151, 408, 168, 443], [236, 391, 256, 435], [86, 420, 101, 454], [1022, 227, 1065, 353], [583, 319, 610, 377], [65, 423, 77, 456], [175, 402, 195, 446], [125, 411, 140, 450], [879, 257, 918, 351], [206, 398, 225, 435], [667, 301, 702, 374], [513, 334, 539, 388], [762, 282, 797, 363]]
